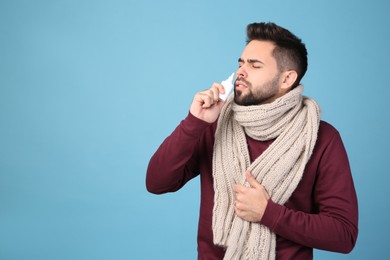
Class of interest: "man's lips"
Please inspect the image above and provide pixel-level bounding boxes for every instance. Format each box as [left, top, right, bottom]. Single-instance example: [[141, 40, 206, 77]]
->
[[235, 81, 247, 90]]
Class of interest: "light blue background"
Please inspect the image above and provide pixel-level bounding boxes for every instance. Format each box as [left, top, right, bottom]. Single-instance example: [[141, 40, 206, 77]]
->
[[1, 0, 389, 259]]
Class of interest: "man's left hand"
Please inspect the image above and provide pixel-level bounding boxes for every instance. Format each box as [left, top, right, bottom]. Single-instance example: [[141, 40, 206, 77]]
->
[[233, 170, 270, 222]]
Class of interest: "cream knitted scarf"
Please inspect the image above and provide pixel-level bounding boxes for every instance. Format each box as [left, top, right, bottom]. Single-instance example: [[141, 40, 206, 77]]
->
[[212, 85, 320, 260]]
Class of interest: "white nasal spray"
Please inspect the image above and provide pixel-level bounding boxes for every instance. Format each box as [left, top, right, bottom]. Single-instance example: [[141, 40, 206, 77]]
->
[[219, 72, 235, 101]]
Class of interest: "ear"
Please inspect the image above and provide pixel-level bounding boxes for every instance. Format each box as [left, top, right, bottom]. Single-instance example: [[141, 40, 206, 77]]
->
[[281, 70, 298, 90]]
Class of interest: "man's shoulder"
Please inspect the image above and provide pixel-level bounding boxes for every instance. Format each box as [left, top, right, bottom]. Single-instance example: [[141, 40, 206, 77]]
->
[[319, 120, 338, 134], [318, 120, 342, 144]]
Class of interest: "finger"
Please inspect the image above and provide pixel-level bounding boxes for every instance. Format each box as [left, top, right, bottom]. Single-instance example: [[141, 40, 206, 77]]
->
[[202, 94, 214, 108], [213, 82, 230, 102], [234, 205, 240, 216], [232, 184, 245, 193], [195, 92, 214, 108], [212, 82, 225, 94], [234, 202, 241, 212], [201, 87, 220, 107], [211, 83, 223, 102], [234, 204, 247, 220], [245, 171, 261, 189]]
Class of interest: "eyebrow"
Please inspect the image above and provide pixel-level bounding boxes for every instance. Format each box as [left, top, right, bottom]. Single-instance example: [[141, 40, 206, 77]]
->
[[238, 58, 264, 64]]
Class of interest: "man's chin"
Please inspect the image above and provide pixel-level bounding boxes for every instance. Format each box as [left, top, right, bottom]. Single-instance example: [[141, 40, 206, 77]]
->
[[234, 92, 262, 106], [234, 91, 244, 104], [234, 94, 250, 106]]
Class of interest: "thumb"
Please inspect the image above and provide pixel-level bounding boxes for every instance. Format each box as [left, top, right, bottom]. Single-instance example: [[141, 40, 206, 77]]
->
[[217, 97, 226, 107], [245, 170, 261, 189]]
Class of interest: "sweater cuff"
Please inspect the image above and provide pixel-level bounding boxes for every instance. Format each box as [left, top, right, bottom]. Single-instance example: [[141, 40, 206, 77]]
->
[[260, 199, 284, 231]]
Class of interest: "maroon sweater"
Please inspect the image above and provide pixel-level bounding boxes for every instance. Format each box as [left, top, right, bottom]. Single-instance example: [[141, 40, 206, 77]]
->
[[146, 112, 358, 259]]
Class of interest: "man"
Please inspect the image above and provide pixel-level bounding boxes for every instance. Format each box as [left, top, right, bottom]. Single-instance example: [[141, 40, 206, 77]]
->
[[146, 22, 358, 259]]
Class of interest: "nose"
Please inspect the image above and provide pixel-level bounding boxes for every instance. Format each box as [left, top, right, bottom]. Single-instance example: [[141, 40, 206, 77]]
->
[[236, 65, 247, 79]]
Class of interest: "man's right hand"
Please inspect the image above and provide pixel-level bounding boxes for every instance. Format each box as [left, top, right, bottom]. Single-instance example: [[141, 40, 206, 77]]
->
[[189, 83, 227, 123]]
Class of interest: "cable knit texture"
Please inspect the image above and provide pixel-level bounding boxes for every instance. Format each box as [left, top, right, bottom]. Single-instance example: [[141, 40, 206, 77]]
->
[[212, 85, 320, 259]]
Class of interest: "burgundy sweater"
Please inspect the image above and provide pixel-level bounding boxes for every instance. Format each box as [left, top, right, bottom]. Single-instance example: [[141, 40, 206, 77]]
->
[[146, 112, 358, 259]]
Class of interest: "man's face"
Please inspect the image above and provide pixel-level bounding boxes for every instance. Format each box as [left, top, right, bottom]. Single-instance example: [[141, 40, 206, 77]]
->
[[234, 40, 283, 106]]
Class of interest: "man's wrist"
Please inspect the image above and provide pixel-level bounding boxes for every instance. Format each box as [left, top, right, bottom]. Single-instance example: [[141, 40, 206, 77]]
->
[[259, 199, 283, 231]]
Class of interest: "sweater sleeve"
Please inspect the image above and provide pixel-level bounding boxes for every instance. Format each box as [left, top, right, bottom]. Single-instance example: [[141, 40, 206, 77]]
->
[[260, 130, 358, 253], [146, 112, 211, 194]]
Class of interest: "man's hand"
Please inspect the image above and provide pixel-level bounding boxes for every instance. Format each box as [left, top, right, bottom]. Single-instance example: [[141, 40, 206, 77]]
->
[[233, 171, 270, 222], [190, 83, 226, 123]]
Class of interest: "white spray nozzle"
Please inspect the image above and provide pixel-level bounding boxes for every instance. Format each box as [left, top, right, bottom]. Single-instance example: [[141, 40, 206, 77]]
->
[[219, 72, 235, 101]]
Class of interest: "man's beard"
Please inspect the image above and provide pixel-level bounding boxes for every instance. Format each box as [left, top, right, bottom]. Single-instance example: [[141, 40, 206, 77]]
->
[[234, 72, 281, 106]]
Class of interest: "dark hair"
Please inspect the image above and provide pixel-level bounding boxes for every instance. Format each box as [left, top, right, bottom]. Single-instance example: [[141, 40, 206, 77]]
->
[[246, 22, 308, 88]]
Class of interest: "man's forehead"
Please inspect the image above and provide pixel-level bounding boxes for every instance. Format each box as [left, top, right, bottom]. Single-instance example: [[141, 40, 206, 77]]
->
[[240, 40, 275, 61]]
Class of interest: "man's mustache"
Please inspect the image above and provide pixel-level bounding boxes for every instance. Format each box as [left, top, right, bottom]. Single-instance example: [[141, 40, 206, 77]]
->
[[235, 77, 251, 86]]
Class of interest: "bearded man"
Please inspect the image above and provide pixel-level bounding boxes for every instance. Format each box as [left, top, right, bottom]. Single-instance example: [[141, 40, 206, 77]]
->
[[146, 22, 358, 260]]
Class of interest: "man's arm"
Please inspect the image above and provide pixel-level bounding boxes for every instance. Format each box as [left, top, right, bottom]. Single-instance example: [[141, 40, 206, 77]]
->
[[146, 83, 226, 194], [146, 113, 210, 194]]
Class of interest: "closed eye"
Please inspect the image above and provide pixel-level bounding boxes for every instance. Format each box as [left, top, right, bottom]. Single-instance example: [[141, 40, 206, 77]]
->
[[238, 58, 264, 68]]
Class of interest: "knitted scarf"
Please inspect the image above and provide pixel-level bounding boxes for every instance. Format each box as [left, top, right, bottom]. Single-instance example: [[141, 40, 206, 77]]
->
[[212, 85, 320, 259]]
